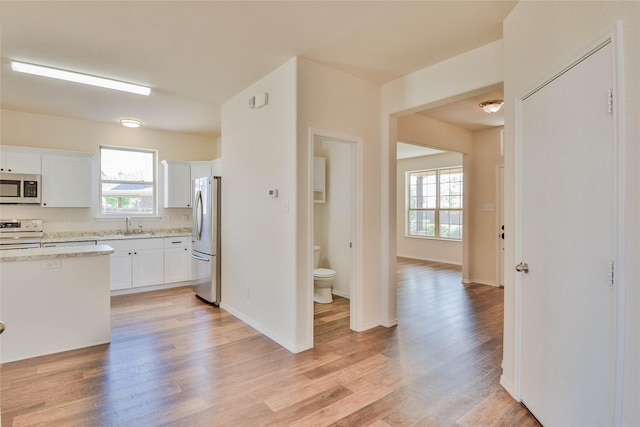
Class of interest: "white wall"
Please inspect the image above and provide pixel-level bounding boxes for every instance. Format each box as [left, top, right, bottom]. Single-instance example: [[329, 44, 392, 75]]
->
[[0, 109, 218, 233], [502, 2, 639, 423], [220, 58, 299, 351], [468, 127, 503, 286], [396, 151, 463, 264]]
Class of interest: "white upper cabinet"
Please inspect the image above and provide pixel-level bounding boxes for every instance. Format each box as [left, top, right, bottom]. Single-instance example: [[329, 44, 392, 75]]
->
[[191, 161, 212, 180], [211, 158, 222, 176], [161, 160, 191, 208], [41, 151, 93, 207], [0, 147, 41, 174], [162, 159, 222, 209], [313, 157, 326, 203]]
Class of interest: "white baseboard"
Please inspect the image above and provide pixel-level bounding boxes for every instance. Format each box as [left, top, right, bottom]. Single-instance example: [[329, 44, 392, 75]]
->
[[463, 279, 500, 287], [110, 280, 189, 296], [473, 279, 500, 287], [380, 318, 399, 328], [219, 302, 310, 354], [397, 254, 462, 266], [500, 374, 519, 401], [332, 289, 350, 299]]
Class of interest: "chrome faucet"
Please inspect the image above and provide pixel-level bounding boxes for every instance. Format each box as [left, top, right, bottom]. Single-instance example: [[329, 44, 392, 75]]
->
[[125, 217, 131, 235]]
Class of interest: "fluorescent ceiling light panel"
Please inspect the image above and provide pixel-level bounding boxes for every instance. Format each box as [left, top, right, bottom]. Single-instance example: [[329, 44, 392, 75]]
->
[[11, 61, 151, 96]]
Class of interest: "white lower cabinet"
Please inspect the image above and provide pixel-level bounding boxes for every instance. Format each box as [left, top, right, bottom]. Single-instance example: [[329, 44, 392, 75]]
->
[[164, 236, 191, 283], [103, 238, 164, 291], [109, 249, 133, 290]]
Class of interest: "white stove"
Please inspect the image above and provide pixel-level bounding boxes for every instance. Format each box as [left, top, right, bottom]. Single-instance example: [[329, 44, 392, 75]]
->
[[0, 219, 43, 250]]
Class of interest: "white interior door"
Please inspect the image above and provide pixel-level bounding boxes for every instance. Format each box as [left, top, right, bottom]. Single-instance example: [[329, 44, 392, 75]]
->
[[0, 299, 3, 426], [518, 41, 617, 426]]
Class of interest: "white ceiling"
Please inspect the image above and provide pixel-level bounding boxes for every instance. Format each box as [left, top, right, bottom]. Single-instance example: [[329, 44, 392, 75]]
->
[[418, 84, 504, 131], [396, 142, 445, 160], [0, 1, 515, 138]]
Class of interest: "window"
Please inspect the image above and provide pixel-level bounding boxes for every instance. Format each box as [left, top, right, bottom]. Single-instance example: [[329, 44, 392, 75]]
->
[[100, 146, 156, 216], [407, 166, 463, 239]]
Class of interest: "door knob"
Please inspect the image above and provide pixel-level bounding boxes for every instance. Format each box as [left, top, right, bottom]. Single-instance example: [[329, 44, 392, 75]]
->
[[515, 262, 529, 273], [0, 321, 5, 335]]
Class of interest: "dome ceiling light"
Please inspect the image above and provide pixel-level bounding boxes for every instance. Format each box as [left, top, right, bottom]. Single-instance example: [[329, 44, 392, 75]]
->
[[120, 119, 142, 128], [479, 99, 504, 113]]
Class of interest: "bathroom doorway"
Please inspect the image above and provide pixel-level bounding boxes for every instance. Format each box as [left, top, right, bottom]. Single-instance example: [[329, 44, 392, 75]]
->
[[309, 129, 362, 335]]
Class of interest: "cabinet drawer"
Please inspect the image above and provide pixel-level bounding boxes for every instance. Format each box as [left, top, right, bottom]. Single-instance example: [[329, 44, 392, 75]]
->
[[102, 238, 164, 251], [163, 236, 190, 248]]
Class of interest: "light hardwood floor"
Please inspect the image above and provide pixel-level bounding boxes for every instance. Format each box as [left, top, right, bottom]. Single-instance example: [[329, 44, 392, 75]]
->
[[1, 258, 539, 426]]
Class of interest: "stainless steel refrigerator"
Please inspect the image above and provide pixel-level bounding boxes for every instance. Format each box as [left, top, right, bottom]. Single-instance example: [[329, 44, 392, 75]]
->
[[191, 176, 221, 305]]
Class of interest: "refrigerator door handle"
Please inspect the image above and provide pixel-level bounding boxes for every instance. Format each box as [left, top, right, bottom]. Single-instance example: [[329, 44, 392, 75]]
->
[[191, 252, 210, 262], [195, 190, 204, 241]]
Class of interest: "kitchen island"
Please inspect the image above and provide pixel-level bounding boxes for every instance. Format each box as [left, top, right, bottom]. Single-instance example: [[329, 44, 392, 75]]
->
[[0, 245, 113, 363]]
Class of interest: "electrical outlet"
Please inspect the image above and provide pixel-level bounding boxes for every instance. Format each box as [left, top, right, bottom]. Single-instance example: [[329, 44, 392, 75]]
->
[[45, 260, 62, 269], [244, 285, 250, 298]]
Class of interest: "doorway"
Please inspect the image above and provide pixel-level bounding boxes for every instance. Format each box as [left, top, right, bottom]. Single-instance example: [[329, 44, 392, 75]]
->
[[309, 128, 362, 336]]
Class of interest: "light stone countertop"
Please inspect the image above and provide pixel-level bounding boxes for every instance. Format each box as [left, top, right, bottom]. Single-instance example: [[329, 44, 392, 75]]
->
[[0, 244, 115, 263], [41, 228, 192, 244]]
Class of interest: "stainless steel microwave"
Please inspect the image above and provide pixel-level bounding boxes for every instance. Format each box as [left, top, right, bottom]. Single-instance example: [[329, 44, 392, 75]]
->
[[0, 173, 41, 204]]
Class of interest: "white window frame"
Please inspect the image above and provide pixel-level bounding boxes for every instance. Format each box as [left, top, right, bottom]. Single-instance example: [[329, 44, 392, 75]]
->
[[406, 166, 463, 240], [99, 145, 158, 217]]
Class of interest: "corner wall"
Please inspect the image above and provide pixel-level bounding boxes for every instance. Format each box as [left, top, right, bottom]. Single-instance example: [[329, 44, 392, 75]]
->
[[220, 58, 299, 351]]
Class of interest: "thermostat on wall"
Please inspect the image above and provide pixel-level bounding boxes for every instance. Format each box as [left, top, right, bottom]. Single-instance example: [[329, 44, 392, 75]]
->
[[268, 188, 279, 198]]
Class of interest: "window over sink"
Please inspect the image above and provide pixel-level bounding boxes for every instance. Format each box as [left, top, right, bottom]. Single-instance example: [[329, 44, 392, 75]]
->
[[100, 146, 157, 216]]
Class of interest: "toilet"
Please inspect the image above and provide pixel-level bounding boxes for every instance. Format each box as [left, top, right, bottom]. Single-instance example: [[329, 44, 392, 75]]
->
[[313, 245, 337, 303]]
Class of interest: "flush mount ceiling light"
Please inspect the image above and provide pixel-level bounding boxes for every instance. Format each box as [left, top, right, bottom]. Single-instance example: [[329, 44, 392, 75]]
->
[[10, 61, 151, 96], [479, 99, 504, 113], [120, 119, 142, 128]]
